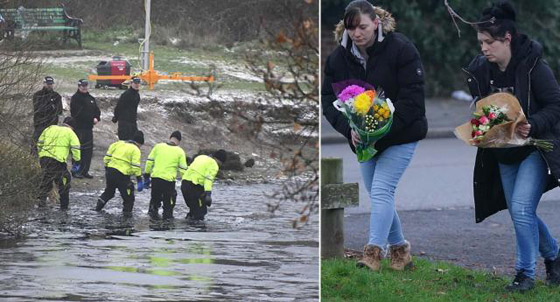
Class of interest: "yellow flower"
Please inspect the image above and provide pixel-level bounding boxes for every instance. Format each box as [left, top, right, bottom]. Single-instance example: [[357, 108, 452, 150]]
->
[[354, 93, 373, 115], [383, 111, 390, 119], [378, 108, 385, 115]]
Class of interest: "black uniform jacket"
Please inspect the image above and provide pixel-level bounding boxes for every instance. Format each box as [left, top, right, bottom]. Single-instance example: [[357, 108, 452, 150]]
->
[[70, 90, 101, 129]]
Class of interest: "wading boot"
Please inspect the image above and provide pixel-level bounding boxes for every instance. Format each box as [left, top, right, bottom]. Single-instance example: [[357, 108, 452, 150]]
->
[[95, 198, 106, 211], [389, 240, 413, 271], [505, 270, 535, 293], [356, 245, 383, 271], [545, 253, 560, 286]]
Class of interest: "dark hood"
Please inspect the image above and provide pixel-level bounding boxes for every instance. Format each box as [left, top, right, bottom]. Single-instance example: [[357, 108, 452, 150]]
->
[[510, 34, 542, 69]]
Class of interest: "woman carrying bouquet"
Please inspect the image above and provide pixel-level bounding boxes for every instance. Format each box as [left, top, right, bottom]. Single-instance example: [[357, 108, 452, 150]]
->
[[464, 1, 560, 292], [322, 0, 427, 271]]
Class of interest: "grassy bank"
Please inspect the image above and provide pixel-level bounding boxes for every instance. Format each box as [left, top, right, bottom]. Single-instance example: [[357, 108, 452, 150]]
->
[[13, 28, 268, 94], [322, 258, 560, 302]]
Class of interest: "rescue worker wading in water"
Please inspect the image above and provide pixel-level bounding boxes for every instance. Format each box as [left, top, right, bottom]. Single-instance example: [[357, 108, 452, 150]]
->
[[37, 116, 81, 209], [144, 130, 188, 219], [181, 149, 226, 221], [96, 131, 144, 215]]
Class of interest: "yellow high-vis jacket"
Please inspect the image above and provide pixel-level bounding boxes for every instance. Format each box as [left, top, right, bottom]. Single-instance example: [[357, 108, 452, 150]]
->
[[38, 125, 81, 163], [145, 142, 188, 182], [104, 140, 142, 176], [182, 155, 219, 191]]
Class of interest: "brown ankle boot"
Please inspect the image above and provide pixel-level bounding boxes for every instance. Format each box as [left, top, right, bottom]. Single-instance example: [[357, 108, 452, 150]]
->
[[356, 245, 383, 271], [389, 240, 413, 270]]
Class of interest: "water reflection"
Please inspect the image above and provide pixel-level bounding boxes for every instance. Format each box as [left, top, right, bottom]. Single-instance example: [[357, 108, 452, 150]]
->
[[0, 184, 318, 301]]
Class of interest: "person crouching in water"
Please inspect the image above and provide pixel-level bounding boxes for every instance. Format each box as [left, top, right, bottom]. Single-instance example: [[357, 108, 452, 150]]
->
[[144, 130, 188, 219], [96, 131, 144, 215], [181, 149, 226, 220], [37, 116, 81, 209]]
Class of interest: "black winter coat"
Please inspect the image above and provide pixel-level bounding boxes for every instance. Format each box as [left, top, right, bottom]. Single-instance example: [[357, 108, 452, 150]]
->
[[70, 91, 101, 130], [114, 88, 140, 123], [33, 87, 62, 129], [322, 32, 428, 154], [465, 35, 560, 223]]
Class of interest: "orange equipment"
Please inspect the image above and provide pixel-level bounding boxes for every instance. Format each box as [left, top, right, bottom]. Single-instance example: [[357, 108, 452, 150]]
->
[[88, 52, 214, 90]]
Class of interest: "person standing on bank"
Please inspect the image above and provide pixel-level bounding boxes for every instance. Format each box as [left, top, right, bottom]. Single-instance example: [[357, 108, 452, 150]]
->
[[96, 130, 144, 215], [70, 79, 101, 179], [181, 150, 226, 221], [32, 76, 62, 152], [144, 130, 188, 219], [464, 1, 560, 292], [322, 0, 427, 272], [112, 76, 141, 140], [37, 116, 81, 209]]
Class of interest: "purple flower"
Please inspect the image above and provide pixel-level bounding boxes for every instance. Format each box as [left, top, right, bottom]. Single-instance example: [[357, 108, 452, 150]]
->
[[337, 85, 365, 102]]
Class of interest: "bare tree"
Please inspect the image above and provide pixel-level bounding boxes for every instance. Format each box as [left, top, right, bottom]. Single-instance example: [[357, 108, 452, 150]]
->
[[179, 0, 319, 228], [0, 44, 45, 236]]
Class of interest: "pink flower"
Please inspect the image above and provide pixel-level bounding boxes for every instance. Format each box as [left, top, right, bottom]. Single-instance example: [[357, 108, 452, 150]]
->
[[488, 112, 497, 120], [338, 85, 366, 102], [474, 130, 483, 136], [479, 116, 490, 125]]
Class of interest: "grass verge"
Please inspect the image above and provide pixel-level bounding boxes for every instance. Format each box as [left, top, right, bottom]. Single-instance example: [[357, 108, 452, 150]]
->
[[322, 258, 560, 302]]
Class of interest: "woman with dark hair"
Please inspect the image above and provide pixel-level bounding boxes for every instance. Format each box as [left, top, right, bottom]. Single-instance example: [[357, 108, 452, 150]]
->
[[465, 0, 560, 292], [322, 0, 427, 271]]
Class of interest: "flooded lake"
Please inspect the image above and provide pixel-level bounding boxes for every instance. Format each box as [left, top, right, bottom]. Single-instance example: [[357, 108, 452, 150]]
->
[[0, 183, 318, 301]]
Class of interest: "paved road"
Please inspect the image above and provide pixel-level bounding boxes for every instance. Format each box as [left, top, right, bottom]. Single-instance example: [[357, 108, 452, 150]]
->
[[322, 138, 560, 214], [322, 138, 560, 278]]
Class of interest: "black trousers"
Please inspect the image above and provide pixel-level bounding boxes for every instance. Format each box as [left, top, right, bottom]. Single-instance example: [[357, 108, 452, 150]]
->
[[75, 128, 93, 175], [38, 157, 71, 209], [117, 121, 137, 140], [150, 178, 177, 218], [181, 180, 206, 220], [99, 167, 135, 212]]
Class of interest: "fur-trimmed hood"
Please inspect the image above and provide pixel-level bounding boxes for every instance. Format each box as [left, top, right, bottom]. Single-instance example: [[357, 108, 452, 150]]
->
[[334, 6, 396, 44]]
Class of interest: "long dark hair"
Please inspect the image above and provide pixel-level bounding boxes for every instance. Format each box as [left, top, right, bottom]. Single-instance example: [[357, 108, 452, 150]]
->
[[476, 1, 518, 42]]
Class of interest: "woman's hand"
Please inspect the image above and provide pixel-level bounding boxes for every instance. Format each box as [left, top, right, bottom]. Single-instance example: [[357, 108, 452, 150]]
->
[[516, 122, 531, 139], [351, 129, 361, 147]]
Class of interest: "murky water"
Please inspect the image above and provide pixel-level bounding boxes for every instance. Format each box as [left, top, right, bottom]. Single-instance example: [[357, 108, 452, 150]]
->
[[0, 183, 318, 301]]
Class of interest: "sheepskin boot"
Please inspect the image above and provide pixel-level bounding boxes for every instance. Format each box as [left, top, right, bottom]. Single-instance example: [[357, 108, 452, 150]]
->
[[389, 240, 413, 270], [356, 245, 383, 271]]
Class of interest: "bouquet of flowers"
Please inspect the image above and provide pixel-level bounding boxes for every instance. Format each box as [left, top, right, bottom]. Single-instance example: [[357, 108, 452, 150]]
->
[[454, 92, 553, 151], [470, 104, 510, 144], [332, 79, 395, 162]]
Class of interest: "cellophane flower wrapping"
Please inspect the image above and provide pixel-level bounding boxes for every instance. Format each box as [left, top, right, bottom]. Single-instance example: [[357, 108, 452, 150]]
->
[[332, 79, 395, 162]]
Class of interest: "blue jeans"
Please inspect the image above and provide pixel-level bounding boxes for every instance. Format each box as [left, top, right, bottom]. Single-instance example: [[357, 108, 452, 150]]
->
[[359, 142, 418, 248], [499, 151, 558, 279]]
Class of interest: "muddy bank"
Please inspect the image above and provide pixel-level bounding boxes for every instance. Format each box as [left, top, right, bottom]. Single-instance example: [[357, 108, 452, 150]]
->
[[14, 88, 317, 193]]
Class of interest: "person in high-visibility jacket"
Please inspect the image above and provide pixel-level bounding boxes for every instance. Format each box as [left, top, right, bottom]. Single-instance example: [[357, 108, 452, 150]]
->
[[181, 149, 226, 220], [144, 130, 188, 219], [96, 130, 144, 214], [37, 116, 81, 209]]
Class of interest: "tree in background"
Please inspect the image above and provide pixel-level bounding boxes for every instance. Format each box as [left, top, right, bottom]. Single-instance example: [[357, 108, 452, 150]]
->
[[0, 45, 44, 236], [182, 0, 319, 228], [246, 0, 319, 228], [321, 0, 560, 97]]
